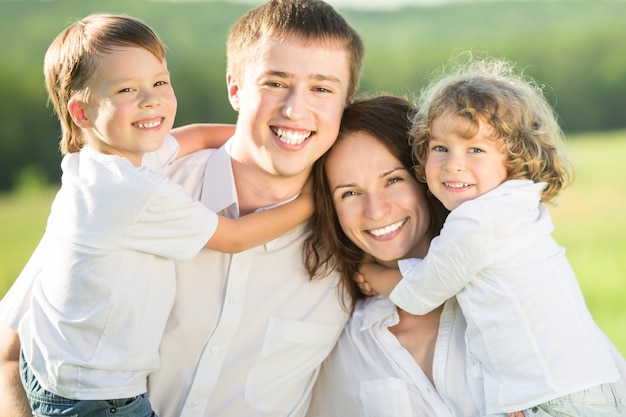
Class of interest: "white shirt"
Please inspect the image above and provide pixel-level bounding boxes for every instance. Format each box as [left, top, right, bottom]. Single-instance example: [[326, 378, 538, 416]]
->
[[306, 297, 480, 417], [18, 142, 218, 399], [391, 180, 620, 414], [147, 142, 349, 417]]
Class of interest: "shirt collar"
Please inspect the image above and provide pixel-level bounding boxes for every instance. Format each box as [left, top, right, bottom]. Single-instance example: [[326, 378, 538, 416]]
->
[[199, 140, 238, 216], [358, 295, 400, 331]]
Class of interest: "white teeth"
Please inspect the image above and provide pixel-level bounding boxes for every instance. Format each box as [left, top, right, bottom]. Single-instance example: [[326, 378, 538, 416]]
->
[[136, 120, 161, 129], [272, 127, 312, 145], [445, 182, 470, 189], [369, 219, 406, 237]]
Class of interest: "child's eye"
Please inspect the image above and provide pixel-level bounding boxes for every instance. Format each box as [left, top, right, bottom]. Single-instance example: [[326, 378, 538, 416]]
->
[[469, 148, 483, 153], [155, 81, 169, 87], [118, 87, 134, 93], [432, 145, 447, 152]]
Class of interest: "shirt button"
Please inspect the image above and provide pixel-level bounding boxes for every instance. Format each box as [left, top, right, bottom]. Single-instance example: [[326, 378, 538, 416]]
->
[[211, 347, 220, 356]]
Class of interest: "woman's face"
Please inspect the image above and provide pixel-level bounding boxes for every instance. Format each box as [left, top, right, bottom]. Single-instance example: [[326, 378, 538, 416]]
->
[[325, 131, 431, 266]]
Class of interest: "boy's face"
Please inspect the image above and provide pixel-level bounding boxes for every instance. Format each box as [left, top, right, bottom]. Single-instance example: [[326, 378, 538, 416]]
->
[[71, 46, 177, 166], [227, 37, 351, 181]]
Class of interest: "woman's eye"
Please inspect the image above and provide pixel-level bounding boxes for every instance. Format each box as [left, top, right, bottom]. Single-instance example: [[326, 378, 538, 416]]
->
[[387, 176, 403, 185], [340, 190, 357, 199]]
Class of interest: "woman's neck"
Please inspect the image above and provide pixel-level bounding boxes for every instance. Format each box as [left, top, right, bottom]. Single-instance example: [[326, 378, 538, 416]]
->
[[389, 304, 444, 385]]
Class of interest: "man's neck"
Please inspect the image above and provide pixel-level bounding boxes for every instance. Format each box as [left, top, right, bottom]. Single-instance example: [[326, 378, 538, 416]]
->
[[231, 158, 308, 216]]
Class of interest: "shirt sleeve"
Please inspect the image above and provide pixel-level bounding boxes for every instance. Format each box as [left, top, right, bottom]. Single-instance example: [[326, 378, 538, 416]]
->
[[127, 173, 219, 261], [390, 200, 495, 315], [141, 134, 180, 171]]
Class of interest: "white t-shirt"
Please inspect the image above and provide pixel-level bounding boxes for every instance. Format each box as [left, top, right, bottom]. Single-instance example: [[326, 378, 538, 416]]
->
[[307, 297, 480, 417], [18, 140, 218, 400], [391, 179, 620, 414]]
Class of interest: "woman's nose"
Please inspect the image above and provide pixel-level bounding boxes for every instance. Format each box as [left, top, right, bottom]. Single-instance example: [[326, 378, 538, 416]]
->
[[364, 191, 390, 219]]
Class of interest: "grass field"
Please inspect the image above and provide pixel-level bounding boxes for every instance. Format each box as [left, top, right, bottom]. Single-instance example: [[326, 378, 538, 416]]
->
[[1, 130, 625, 355]]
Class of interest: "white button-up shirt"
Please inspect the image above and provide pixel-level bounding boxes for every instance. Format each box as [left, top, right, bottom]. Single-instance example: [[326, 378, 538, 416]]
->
[[391, 180, 620, 414], [307, 296, 480, 417], [147, 142, 349, 417]]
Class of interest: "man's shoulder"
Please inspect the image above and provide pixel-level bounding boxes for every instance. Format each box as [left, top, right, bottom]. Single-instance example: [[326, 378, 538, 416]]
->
[[167, 149, 217, 174]]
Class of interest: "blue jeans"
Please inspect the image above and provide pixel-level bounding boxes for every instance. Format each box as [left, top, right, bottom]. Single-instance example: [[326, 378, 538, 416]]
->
[[20, 350, 157, 417], [522, 381, 626, 417]]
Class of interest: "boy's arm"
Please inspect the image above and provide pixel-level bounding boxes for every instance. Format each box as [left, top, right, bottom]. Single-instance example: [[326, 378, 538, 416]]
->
[[358, 262, 403, 297], [171, 123, 236, 160], [205, 184, 313, 253], [0, 324, 30, 417]]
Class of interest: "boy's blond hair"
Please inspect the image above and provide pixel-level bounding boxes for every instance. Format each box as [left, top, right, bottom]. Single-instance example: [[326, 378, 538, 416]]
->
[[411, 53, 574, 204], [44, 13, 166, 155], [226, 0, 365, 98]]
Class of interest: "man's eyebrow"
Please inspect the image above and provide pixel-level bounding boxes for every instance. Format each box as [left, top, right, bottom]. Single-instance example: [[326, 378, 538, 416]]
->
[[262, 70, 342, 84]]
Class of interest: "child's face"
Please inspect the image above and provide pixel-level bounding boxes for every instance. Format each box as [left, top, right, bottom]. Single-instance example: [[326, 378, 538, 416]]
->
[[425, 115, 508, 211], [226, 37, 351, 181], [75, 46, 177, 166]]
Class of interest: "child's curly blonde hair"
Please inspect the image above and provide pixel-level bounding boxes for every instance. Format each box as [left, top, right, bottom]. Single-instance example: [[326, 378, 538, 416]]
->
[[410, 53, 574, 205]]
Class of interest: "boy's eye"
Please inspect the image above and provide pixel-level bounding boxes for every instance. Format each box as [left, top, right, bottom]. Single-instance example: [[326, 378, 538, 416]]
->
[[469, 148, 483, 153], [118, 87, 133, 93], [432, 145, 447, 152], [155, 81, 168, 87]]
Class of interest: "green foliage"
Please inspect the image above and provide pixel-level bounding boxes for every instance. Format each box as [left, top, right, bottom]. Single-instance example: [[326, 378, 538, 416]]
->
[[1, 0, 625, 191]]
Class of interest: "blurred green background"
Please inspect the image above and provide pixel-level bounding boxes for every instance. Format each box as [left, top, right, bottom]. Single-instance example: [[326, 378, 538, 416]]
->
[[1, 0, 625, 354]]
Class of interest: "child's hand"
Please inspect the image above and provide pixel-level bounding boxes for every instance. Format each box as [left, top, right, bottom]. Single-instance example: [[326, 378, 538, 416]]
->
[[353, 270, 379, 297], [357, 260, 403, 298]]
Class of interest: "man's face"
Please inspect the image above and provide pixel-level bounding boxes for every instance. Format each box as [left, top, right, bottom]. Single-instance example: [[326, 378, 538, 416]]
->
[[227, 37, 352, 180]]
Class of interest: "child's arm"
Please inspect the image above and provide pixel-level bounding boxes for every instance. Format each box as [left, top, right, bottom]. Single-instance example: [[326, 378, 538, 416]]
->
[[171, 123, 236, 160], [205, 180, 313, 253], [358, 262, 403, 297]]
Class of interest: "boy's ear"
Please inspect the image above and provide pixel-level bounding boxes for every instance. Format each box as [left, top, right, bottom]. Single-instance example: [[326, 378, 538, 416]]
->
[[226, 73, 240, 112], [68, 98, 91, 128]]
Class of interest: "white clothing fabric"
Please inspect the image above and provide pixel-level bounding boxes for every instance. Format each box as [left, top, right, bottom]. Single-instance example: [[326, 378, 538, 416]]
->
[[391, 179, 620, 414], [18, 139, 218, 400], [307, 296, 480, 417], [146, 142, 349, 417]]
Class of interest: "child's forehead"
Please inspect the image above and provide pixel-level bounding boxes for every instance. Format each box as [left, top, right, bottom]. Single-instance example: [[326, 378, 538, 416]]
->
[[432, 113, 497, 141]]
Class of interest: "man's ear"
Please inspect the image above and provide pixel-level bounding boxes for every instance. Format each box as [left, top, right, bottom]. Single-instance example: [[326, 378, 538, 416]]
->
[[226, 73, 240, 112], [68, 98, 91, 128]]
